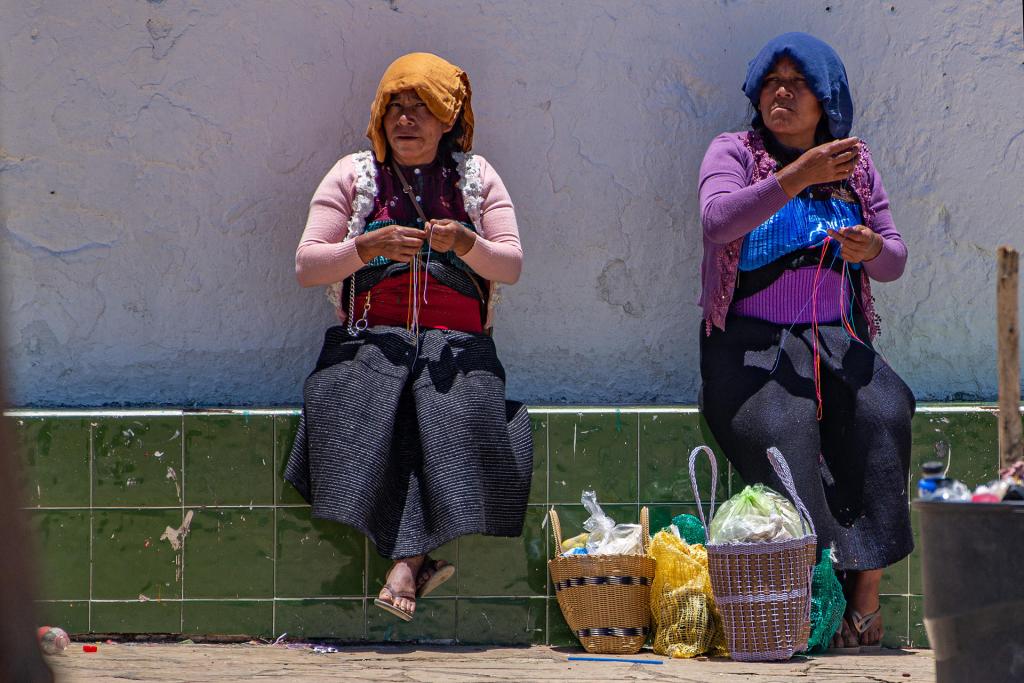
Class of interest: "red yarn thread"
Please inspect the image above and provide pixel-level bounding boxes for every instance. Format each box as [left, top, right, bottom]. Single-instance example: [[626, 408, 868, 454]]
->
[[810, 239, 831, 421]]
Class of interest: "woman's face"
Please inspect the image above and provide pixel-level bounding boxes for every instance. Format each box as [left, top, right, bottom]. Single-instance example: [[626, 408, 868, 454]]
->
[[758, 56, 823, 147], [383, 89, 454, 166]]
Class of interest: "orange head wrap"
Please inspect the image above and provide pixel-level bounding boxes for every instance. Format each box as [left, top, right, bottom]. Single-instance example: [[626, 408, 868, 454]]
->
[[366, 52, 474, 163]]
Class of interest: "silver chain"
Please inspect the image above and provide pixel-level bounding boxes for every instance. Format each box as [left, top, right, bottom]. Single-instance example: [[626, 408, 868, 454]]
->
[[346, 274, 368, 335]]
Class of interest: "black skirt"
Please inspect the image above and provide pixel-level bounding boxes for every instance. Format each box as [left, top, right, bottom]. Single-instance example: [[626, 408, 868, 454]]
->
[[285, 325, 533, 559], [699, 314, 915, 571]]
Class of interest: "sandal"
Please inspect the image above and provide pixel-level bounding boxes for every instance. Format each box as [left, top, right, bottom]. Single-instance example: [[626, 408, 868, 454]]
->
[[850, 607, 883, 651], [416, 556, 455, 598], [373, 584, 416, 622], [827, 616, 861, 654]]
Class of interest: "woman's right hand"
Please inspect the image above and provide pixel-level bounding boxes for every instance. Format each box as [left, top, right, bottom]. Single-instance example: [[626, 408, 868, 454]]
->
[[355, 226, 427, 263], [775, 137, 860, 198]]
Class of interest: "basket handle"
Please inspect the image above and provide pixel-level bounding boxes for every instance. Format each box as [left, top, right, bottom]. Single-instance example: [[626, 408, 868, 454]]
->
[[550, 506, 652, 554], [548, 507, 564, 550], [766, 446, 816, 537], [688, 445, 719, 537], [640, 506, 650, 554]]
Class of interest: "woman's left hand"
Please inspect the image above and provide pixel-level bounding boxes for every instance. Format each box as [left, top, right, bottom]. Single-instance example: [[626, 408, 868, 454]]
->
[[426, 219, 477, 256], [827, 225, 883, 263]]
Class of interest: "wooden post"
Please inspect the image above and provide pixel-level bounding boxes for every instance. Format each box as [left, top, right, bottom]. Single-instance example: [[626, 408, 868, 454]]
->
[[997, 246, 1023, 469]]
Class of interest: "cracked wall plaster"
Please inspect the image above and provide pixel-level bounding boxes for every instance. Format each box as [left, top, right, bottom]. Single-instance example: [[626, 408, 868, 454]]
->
[[1, 0, 1022, 406]]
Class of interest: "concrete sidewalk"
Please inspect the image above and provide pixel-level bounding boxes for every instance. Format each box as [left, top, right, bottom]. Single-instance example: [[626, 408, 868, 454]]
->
[[48, 642, 935, 682]]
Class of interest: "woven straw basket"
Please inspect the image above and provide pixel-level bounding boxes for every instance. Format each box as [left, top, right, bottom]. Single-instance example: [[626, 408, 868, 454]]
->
[[689, 445, 817, 662], [548, 506, 656, 654]]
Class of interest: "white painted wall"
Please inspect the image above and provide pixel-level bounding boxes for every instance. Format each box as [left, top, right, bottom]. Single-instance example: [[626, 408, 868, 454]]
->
[[2, 0, 1022, 406]]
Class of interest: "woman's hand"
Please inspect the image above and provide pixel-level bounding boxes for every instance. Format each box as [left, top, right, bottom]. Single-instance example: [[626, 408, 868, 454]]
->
[[776, 137, 860, 197], [827, 225, 883, 263], [426, 219, 476, 256], [355, 225, 426, 263]]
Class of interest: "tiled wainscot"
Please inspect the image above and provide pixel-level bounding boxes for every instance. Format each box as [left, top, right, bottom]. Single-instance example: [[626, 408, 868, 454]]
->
[[11, 405, 1016, 646]]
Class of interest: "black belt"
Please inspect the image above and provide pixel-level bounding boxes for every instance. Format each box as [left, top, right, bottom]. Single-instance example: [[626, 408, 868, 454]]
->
[[733, 246, 845, 302]]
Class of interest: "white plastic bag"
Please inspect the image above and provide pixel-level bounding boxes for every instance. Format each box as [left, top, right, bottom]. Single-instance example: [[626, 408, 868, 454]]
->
[[709, 484, 805, 543], [581, 490, 644, 555]]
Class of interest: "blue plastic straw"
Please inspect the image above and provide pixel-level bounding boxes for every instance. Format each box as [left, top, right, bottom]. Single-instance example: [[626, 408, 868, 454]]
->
[[567, 656, 662, 665]]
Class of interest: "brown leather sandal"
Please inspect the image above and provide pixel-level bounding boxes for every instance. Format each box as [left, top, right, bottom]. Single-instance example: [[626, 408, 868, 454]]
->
[[850, 607, 883, 651], [373, 584, 415, 622], [416, 556, 455, 598]]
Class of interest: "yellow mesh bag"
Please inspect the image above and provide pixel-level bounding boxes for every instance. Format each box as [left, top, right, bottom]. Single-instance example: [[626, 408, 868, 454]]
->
[[649, 530, 729, 658]]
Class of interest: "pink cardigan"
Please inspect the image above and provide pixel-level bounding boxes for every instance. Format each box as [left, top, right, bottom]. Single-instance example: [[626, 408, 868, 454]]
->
[[296, 154, 523, 295]]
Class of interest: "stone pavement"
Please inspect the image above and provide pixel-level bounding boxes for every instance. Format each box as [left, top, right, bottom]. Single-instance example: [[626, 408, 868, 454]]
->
[[48, 642, 935, 682]]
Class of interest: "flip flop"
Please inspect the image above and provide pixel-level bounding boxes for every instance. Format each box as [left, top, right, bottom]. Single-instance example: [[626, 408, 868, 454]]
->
[[850, 607, 883, 651], [416, 556, 455, 598], [826, 616, 861, 654], [373, 584, 415, 622]]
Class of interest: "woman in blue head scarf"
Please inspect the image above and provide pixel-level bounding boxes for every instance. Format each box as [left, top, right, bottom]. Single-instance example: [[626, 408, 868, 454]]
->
[[696, 33, 913, 651]]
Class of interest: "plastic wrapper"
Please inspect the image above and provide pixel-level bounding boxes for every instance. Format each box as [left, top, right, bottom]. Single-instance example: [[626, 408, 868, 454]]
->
[[972, 479, 1010, 503], [648, 530, 728, 658], [581, 490, 644, 555], [560, 532, 589, 553], [930, 480, 971, 502], [709, 484, 805, 543]]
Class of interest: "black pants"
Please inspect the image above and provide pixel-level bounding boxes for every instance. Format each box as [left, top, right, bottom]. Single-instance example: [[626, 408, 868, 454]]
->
[[700, 315, 915, 570]]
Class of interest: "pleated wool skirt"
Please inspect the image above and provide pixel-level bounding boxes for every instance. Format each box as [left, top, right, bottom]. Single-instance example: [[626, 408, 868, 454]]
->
[[700, 314, 915, 571], [285, 325, 533, 559]]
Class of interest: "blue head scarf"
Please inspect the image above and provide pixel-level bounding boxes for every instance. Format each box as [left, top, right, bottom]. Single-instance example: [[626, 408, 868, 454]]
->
[[742, 32, 853, 139]]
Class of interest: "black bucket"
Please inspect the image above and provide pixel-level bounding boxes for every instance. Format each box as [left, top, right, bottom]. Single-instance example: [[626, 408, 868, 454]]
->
[[914, 500, 1024, 683]]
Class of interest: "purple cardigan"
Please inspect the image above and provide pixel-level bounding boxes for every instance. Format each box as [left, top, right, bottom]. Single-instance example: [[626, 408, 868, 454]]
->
[[698, 131, 907, 338]]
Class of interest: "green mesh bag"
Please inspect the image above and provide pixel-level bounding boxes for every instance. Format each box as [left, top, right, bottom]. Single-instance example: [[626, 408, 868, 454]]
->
[[805, 548, 846, 653], [672, 513, 707, 546]]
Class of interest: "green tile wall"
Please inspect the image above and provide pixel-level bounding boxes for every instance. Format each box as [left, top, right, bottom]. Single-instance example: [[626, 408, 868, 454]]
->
[[10, 405, 1017, 647]]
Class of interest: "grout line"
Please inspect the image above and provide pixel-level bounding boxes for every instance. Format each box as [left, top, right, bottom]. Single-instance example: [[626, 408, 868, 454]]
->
[[905, 594, 911, 643], [536, 406, 701, 415], [527, 501, 719, 508], [21, 504, 314, 511], [272, 417, 278, 637], [88, 421, 95, 633], [5, 404, 1019, 419], [39, 595, 549, 604], [4, 408, 305, 418], [362, 536, 369, 640], [8, 409, 190, 418], [544, 414, 550, 646], [453, 540, 460, 642], [636, 414, 641, 520], [454, 536, 461, 596], [544, 414, 550, 510], [179, 413, 186, 632]]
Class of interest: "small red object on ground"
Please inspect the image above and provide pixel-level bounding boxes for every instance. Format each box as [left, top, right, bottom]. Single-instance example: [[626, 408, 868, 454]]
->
[[83, 645, 98, 653]]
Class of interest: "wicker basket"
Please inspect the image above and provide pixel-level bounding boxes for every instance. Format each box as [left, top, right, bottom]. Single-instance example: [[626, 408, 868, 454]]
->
[[548, 506, 656, 654], [689, 445, 817, 662]]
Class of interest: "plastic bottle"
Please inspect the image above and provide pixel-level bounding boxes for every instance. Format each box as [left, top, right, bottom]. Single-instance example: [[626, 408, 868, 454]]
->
[[918, 462, 971, 502], [917, 461, 946, 500], [37, 626, 70, 654]]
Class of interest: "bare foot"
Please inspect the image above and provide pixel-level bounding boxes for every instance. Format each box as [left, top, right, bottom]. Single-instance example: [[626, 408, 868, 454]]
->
[[831, 616, 860, 650], [378, 556, 423, 617], [850, 607, 883, 647], [847, 569, 883, 647]]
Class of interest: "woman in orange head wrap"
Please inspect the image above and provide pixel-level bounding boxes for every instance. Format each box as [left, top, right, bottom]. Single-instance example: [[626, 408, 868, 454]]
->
[[287, 53, 530, 622]]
